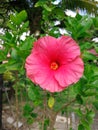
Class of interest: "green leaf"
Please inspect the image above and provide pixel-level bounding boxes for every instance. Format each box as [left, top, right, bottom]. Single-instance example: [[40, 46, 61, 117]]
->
[[0, 50, 7, 62], [35, 1, 42, 7], [0, 34, 10, 42], [74, 77, 87, 94], [43, 4, 52, 12], [76, 13, 82, 21], [93, 17, 98, 27], [95, 94, 98, 100], [6, 60, 22, 71], [17, 10, 27, 22], [78, 124, 85, 130], [23, 104, 33, 119], [80, 42, 92, 51], [86, 110, 95, 124], [93, 101, 98, 110], [83, 51, 96, 61], [84, 91, 96, 97], [10, 10, 27, 25], [52, 8, 65, 20], [93, 66, 98, 75], [7, 21, 16, 30], [76, 94, 83, 104], [27, 85, 42, 106], [31, 112, 37, 118], [81, 120, 91, 130], [94, 45, 98, 53], [27, 117, 34, 124], [84, 64, 94, 80], [10, 14, 17, 25], [5, 32, 12, 40], [11, 49, 18, 60], [20, 36, 34, 50], [21, 21, 29, 29], [35, 0, 47, 7], [28, 86, 37, 101], [24, 103, 33, 113], [74, 108, 82, 117], [0, 64, 6, 74], [35, 1, 52, 12], [81, 17, 92, 29]]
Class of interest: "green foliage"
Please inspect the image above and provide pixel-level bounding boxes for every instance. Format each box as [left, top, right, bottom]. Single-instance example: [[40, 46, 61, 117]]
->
[[23, 103, 37, 124], [78, 124, 85, 130], [10, 10, 27, 25], [65, 14, 93, 40], [27, 84, 43, 106], [77, 109, 95, 130], [93, 17, 98, 28], [0, 10, 35, 73], [35, 0, 54, 12]]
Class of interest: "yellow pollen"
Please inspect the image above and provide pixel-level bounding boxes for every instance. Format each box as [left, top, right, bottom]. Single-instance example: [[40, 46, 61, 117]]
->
[[50, 62, 59, 70]]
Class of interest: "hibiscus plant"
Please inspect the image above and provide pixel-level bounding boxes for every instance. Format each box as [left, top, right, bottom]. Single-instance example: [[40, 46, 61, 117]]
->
[[0, 2, 98, 130]]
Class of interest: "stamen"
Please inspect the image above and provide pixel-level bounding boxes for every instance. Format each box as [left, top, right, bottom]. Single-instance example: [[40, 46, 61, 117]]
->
[[50, 62, 59, 70]]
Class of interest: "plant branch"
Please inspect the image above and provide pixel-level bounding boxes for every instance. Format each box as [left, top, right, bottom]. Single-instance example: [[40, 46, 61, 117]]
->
[[56, 98, 76, 114]]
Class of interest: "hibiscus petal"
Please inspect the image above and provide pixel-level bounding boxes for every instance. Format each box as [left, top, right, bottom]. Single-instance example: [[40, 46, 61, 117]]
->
[[35, 71, 65, 92], [57, 36, 81, 63], [25, 53, 50, 82], [54, 58, 84, 87], [34, 36, 57, 50], [33, 36, 60, 61]]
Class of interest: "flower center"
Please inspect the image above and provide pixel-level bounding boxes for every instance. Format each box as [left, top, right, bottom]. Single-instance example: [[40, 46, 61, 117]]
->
[[50, 62, 59, 70]]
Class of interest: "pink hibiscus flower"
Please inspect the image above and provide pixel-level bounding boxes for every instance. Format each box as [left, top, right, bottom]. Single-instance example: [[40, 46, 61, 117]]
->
[[25, 36, 84, 92]]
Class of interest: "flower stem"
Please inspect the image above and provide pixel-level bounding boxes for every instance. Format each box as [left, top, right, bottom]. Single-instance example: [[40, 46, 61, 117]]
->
[[48, 110, 56, 130]]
